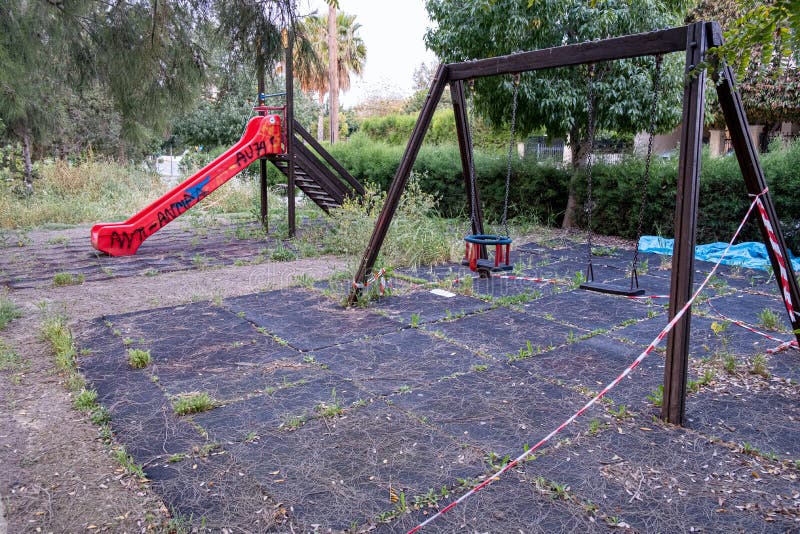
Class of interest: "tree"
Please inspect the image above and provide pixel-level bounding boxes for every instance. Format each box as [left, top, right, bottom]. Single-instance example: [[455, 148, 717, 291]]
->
[[689, 0, 800, 125], [0, 0, 207, 189], [425, 0, 691, 227], [295, 9, 366, 140], [328, 1, 339, 143], [215, 0, 300, 130]]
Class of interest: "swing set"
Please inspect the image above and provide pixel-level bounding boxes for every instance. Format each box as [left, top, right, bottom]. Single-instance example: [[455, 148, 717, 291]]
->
[[348, 21, 800, 426]]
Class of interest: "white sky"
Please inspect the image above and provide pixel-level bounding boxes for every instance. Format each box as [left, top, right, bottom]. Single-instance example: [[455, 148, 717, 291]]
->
[[302, 0, 437, 108]]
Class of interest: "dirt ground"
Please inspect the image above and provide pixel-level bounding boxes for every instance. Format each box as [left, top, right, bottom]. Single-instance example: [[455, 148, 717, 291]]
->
[[1, 219, 799, 533]]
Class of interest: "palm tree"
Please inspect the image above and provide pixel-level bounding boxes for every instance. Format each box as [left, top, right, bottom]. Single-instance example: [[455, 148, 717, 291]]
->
[[295, 11, 366, 141]]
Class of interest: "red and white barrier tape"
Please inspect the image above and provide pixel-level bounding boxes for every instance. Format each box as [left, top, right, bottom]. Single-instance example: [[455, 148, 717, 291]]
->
[[754, 196, 796, 323], [495, 274, 560, 284], [627, 294, 670, 300], [353, 268, 387, 296], [706, 301, 797, 350], [406, 190, 766, 534]]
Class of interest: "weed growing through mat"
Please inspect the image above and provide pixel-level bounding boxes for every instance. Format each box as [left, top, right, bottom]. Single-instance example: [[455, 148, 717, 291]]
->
[[53, 272, 85, 286], [757, 308, 782, 331], [0, 295, 22, 330], [647, 385, 664, 407], [471, 364, 488, 372], [609, 404, 634, 420], [172, 392, 217, 415], [587, 419, 609, 436], [114, 446, 145, 478], [485, 451, 511, 470], [40, 313, 84, 391], [315, 388, 344, 418], [507, 340, 537, 361], [127, 348, 152, 369], [73, 388, 98, 411], [723, 352, 737, 374], [270, 244, 297, 262], [294, 273, 315, 288], [0, 340, 24, 371], [750, 353, 770, 378]]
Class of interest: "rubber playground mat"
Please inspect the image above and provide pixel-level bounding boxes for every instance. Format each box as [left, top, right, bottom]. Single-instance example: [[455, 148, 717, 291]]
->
[[0, 218, 314, 289], [76, 240, 800, 531]]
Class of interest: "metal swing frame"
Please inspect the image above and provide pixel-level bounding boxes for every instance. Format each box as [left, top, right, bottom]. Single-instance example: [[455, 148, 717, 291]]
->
[[348, 21, 800, 426]]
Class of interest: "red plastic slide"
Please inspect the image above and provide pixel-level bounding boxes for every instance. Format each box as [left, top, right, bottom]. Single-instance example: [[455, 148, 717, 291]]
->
[[91, 115, 282, 256]]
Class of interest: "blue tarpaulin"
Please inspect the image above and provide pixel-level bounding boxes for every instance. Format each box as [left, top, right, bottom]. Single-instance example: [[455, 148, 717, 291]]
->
[[638, 235, 800, 272]]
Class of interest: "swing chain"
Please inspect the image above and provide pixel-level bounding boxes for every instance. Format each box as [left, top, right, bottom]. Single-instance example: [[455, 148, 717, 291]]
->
[[466, 80, 480, 235], [630, 54, 664, 288], [503, 73, 521, 237], [585, 64, 596, 281]]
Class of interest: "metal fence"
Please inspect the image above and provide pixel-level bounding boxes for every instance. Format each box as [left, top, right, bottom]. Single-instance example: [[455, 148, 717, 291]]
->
[[523, 136, 632, 165]]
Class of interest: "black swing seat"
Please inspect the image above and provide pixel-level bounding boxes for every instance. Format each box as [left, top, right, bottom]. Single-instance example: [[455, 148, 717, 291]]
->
[[579, 280, 645, 297], [459, 257, 515, 271]]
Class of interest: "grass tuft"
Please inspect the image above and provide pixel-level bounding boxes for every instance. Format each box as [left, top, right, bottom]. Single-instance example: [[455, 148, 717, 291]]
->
[[127, 348, 152, 369], [0, 295, 22, 330], [53, 272, 85, 286], [172, 392, 217, 415]]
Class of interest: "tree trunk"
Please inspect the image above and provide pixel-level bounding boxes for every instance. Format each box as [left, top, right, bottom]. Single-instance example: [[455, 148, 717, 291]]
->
[[561, 125, 589, 229], [317, 92, 325, 141], [21, 130, 34, 196], [327, 4, 339, 144]]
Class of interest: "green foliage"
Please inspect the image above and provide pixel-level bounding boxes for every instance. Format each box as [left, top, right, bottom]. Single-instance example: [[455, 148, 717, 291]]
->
[[0, 295, 22, 330], [127, 349, 152, 369], [172, 392, 217, 415], [329, 133, 571, 223], [324, 177, 455, 267], [73, 388, 99, 412], [53, 272, 85, 287], [424, 0, 686, 140]]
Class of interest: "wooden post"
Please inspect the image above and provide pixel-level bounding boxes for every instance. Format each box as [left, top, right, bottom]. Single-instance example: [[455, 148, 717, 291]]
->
[[450, 80, 486, 259], [257, 54, 269, 231], [708, 22, 800, 342], [662, 21, 707, 425], [285, 29, 296, 238], [347, 64, 449, 305]]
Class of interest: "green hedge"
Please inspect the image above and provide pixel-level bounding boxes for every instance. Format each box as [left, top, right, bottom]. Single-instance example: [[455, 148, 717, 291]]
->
[[328, 134, 571, 224], [330, 136, 800, 253], [571, 140, 800, 252]]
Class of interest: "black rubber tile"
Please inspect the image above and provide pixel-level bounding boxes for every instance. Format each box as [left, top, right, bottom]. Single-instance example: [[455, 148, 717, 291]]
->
[[228, 403, 484, 530], [510, 336, 665, 405], [311, 329, 489, 396], [393, 263, 472, 283], [528, 421, 799, 533], [764, 348, 800, 383], [103, 302, 297, 367], [371, 288, 490, 326], [390, 470, 602, 533], [225, 288, 401, 351], [520, 289, 656, 332], [392, 368, 588, 457], [190, 368, 369, 441], [706, 292, 794, 333], [428, 307, 585, 358], [686, 386, 800, 458], [471, 276, 560, 301], [608, 315, 771, 361], [145, 452, 291, 532]]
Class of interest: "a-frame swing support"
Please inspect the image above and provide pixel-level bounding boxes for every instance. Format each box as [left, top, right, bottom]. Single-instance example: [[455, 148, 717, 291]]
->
[[348, 21, 800, 426]]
